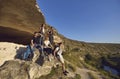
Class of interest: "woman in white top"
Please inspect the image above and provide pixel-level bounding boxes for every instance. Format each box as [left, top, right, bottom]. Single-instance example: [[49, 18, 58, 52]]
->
[[44, 37, 53, 61]]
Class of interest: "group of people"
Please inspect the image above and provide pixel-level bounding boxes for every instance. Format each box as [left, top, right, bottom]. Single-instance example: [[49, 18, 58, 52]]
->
[[23, 24, 68, 75]]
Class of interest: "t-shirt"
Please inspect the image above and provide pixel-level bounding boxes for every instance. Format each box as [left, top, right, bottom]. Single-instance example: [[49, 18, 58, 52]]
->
[[32, 36, 40, 44], [49, 31, 53, 36], [44, 40, 50, 48]]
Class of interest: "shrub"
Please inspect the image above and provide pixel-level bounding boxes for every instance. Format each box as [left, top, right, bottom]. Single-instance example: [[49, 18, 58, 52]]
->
[[74, 74, 81, 79]]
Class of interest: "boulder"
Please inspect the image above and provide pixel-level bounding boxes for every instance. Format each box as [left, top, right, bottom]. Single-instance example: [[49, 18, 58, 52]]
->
[[0, 42, 26, 66]]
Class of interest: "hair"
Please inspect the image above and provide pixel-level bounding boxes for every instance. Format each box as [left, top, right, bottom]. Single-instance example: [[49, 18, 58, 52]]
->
[[58, 42, 62, 46], [34, 31, 38, 34], [50, 26, 53, 29], [45, 37, 49, 40]]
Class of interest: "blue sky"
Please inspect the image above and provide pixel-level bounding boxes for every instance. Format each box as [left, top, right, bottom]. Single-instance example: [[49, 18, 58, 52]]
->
[[37, 0, 120, 43]]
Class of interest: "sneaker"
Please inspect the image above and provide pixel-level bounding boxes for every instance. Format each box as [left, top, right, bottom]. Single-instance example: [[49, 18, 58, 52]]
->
[[64, 70, 69, 73], [63, 71, 67, 76]]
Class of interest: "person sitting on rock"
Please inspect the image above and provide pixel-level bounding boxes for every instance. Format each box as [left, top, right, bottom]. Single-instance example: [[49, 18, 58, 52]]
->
[[44, 37, 53, 61], [31, 32, 44, 57], [53, 42, 69, 76], [23, 44, 33, 60]]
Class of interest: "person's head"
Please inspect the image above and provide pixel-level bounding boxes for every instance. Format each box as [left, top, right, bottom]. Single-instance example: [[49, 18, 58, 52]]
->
[[34, 32, 39, 37], [58, 42, 62, 46], [50, 26, 53, 29], [50, 26, 54, 31], [41, 24, 45, 28], [34, 32, 37, 35]]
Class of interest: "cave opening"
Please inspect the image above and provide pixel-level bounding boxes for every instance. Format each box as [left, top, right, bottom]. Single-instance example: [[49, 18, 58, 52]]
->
[[0, 26, 33, 45]]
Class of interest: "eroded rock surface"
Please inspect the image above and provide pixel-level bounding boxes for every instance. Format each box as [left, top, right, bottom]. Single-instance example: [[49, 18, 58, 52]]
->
[[0, 0, 45, 44]]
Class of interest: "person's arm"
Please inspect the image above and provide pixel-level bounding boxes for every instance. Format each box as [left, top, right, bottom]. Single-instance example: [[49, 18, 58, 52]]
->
[[53, 48, 57, 58], [49, 42, 53, 49], [52, 30, 54, 35], [31, 39, 34, 47]]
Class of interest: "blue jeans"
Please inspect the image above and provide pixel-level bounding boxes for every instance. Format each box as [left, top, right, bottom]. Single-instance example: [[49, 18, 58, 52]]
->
[[33, 44, 44, 57], [23, 45, 33, 59]]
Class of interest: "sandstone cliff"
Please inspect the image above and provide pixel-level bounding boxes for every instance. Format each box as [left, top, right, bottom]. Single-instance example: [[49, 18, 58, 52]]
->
[[0, 0, 45, 44]]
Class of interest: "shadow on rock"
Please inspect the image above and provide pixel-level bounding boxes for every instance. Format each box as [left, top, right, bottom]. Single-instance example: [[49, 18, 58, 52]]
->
[[35, 53, 45, 66], [14, 47, 26, 60]]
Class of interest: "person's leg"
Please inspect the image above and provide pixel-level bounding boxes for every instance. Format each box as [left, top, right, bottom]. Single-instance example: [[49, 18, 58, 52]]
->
[[39, 45, 44, 57], [58, 55, 68, 75], [47, 48, 52, 61], [32, 45, 41, 62], [23, 49, 31, 60], [61, 63, 66, 72], [23, 51, 27, 60], [23, 45, 30, 60], [41, 35, 44, 45], [51, 36, 54, 45], [59, 55, 65, 71]]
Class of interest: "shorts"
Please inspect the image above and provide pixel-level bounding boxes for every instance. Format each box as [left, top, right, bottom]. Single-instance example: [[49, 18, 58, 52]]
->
[[44, 48, 52, 55]]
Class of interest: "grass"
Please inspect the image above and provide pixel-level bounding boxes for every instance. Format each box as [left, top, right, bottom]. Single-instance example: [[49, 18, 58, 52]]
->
[[64, 51, 84, 68], [67, 64, 76, 72], [84, 53, 102, 69], [38, 68, 58, 79], [73, 74, 81, 79], [62, 36, 120, 79], [36, 67, 74, 79], [87, 72, 98, 79], [36, 67, 58, 79], [98, 69, 120, 79]]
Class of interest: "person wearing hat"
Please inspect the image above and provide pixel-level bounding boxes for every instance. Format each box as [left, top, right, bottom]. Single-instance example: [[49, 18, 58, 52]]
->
[[53, 42, 69, 76]]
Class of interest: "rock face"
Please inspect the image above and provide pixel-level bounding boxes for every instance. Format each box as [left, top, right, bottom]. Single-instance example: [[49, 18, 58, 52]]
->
[[0, 59, 56, 79], [0, 42, 26, 66], [0, 0, 45, 44], [0, 42, 58, 79]]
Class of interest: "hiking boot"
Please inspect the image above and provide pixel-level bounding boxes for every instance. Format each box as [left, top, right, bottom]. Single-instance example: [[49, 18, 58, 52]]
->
[[63, 71, 67, 76], [64, 70, 69, 73]]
